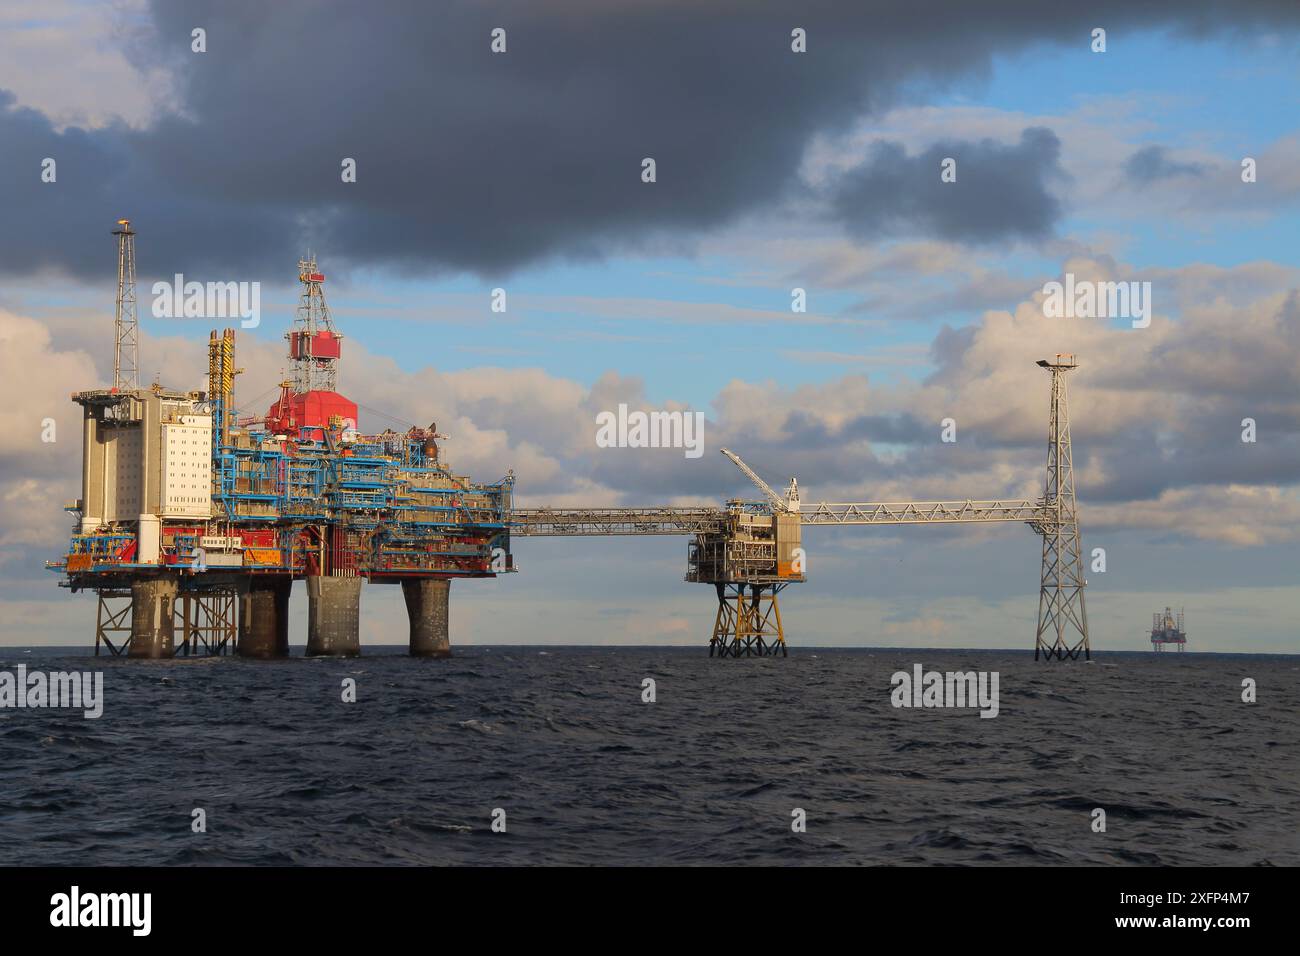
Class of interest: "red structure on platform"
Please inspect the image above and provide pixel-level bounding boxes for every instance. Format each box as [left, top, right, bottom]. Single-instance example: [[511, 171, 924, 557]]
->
[[289, 329, 342, 361], [265, 388, 358, 435], [262, 257, 358, 435]]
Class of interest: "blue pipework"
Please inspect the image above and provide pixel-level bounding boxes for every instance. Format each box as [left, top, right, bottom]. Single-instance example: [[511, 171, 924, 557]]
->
[[206, 422, 514, 573], [58, 409, 514, 582]]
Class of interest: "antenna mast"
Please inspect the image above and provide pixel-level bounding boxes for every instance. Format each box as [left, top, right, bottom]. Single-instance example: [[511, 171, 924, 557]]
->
[[111, 219, 138, 393]]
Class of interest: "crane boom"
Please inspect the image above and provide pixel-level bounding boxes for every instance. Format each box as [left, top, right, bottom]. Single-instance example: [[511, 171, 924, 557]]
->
[[719, 448, 798, 512]]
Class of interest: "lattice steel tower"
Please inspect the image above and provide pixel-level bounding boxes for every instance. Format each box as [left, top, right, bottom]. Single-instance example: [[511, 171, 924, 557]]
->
[[111, 219, 138, 393], [1034, 354, 1090, 660], [288, 255, 340, 393]]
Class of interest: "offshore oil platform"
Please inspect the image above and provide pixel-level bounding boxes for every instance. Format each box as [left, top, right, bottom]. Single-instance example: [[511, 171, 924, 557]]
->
[[50, 221, 513, 658], [51, 220, 1095, 661], [1150, 606, 1188, 651]]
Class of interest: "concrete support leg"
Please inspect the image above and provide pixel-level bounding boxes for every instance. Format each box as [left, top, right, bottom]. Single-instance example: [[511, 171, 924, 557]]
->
[[128, 577, 177, 659], [306, 576, 362, 657], [238, 577, 291, 659], [403, 578, 450, 658]]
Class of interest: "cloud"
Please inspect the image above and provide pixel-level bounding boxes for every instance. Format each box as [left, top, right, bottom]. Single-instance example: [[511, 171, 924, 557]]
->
[[828, 128, 1066, 243], [0, 0, 173, 129], [0, 310, 99, 555], [801, 99, 1300, 247], [1123, 145, 1208, 183], [3, 0, 1299, 281]]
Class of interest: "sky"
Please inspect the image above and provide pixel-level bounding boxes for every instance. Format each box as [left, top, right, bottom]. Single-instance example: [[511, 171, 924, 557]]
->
[[1, 0, 1298, 652]]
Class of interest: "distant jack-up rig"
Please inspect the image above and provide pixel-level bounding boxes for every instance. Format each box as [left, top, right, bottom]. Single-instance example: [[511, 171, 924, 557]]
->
[[1150, 607, 1188, 652], [51, 221, 1092, 661]]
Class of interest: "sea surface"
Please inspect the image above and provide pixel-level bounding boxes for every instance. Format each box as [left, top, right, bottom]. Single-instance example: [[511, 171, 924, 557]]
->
[[1, 646, 1296, 866]]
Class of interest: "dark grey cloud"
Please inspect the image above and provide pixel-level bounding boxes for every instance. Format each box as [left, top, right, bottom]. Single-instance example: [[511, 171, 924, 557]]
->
[[2, 0, 1299, 281], [1124, 145, 1208, 183], [829, 129, 1065, 243]]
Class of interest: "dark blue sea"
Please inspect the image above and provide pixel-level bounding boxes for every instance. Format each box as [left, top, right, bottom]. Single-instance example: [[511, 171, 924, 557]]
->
[[1, 646, 1296, 866]]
